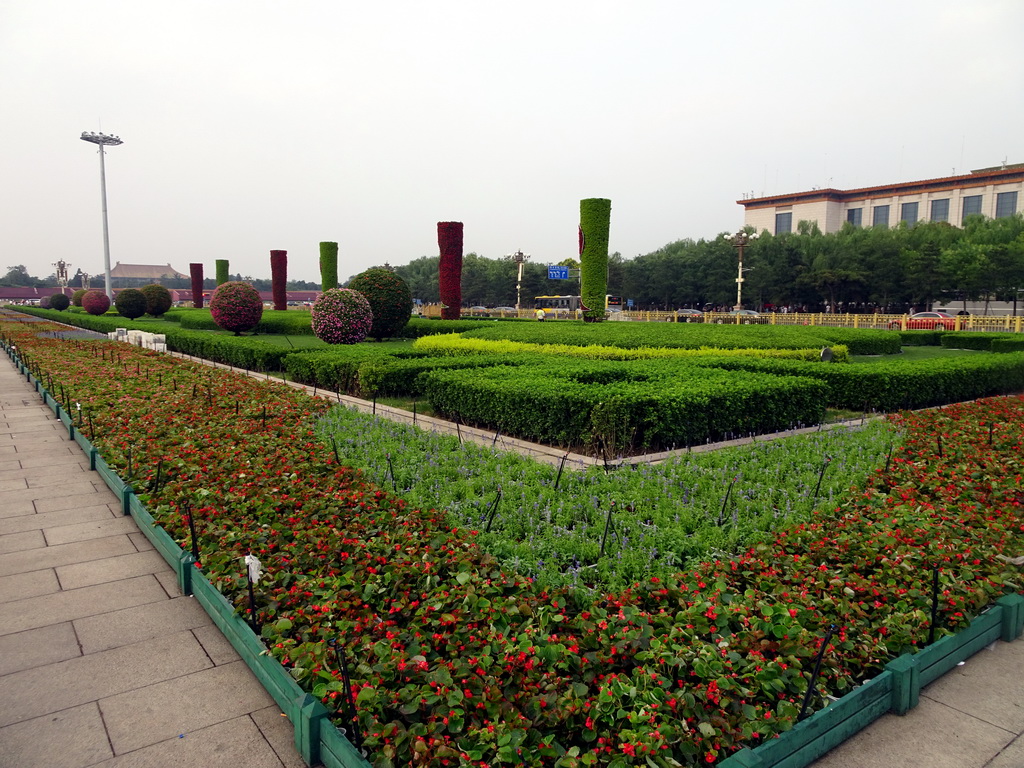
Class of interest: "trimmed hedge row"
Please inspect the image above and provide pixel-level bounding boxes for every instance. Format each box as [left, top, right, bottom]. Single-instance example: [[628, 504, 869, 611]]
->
[[460, 320, 899, 354], [688, 352, 1024, 411], [993, 337, 1024, 354], [178, 309, 317, 336], [940, 332, 1018, 351], [395, 317, 497, 338], [421, 358, 828, 453]]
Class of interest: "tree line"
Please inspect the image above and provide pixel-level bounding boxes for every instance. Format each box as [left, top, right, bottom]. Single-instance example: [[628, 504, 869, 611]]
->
[[391, 214, 1024, 313]]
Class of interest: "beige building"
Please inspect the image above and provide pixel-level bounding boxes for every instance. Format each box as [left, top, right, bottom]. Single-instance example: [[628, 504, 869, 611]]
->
[[108, 262, 188, 288], [738, 164, 1024, 235]]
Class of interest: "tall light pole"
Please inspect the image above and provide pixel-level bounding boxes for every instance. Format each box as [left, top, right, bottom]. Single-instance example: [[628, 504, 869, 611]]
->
[[729, 230, 758, 311], [80, 131, 123, 301], [507, 250, 530, 310]]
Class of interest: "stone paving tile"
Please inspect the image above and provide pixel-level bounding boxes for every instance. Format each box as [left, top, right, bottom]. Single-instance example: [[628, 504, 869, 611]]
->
[[0, 500, 36, 518], [0, 702, 113, 768], [923, 641, 1024, 733], [0, 462, 86, 482], [0, 528, 45, 554], [129, 531, 156, 552], [56, 549, 169, 590], [0, 568, 60, 603], [15, 453, 91, 470], [0, 534, 137, 577], [0, 503, 116, 536], [0, 421, 64, 436], [75, 595, 213, 654], [0, 458, 21, 470], [100, 660, 276, 754], [0, 629, 211, 728], [252, 704, 307, 768], [987, 732, 1024, 768], [34, 487, 115, 514], [2, 479, 104, 507], [43, 515, 141, 546], [89, 714, 285, 767], [0, 574, 166, 636], [5, 444, 77, 458], [810, 696, 1016, 768], [0, 477, 28, 492], [192, 624, 241, 666], [0, 621, 81, 676]]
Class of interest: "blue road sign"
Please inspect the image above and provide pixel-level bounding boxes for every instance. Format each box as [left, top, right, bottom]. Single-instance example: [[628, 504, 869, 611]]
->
[[627, 298, 634, 308], [547, 266, 570, 280]]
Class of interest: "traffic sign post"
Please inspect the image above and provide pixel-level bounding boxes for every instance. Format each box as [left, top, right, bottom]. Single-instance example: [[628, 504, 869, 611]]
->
[[547, 266, 569, 280]]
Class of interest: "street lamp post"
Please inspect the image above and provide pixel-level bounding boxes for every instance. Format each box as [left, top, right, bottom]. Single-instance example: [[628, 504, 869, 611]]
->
[[729, 230, 758, 311], [80, 131, 123, 301], [507, 250, 530, 311]]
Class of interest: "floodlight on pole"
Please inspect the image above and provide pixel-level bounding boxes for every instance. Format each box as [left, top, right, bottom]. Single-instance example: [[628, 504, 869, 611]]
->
[[729, 229, 758, 311], [80, 131, 123, 301], [506, 250, 530, 311]]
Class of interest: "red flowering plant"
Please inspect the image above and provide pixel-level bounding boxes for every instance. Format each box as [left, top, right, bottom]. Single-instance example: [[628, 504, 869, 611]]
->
[[437, 221, 463, 320], [210, 281, 264, 335], [81, 290, 110, 315], [311, 288, 373, 344], [189, 262, 205, 308], [5, 316, 1024, 767], [270, 250, 288, 311]]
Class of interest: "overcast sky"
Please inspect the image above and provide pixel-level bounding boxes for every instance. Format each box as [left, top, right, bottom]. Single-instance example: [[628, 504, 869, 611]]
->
[[2, 0, 1022, 284]]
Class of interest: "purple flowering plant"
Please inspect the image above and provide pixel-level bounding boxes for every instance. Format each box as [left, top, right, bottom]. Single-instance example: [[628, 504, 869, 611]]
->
[[311, 288, 372, 344]]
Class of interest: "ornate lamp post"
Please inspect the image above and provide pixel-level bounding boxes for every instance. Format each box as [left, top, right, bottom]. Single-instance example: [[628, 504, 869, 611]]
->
[[53, 259, 69, 293], [80, 131, 123, 301], [507, 250, 531, 311], [729, 230, 758, 311]]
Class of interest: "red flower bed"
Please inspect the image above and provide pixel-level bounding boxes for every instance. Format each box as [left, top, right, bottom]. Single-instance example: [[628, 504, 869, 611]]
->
[[4, 319, 1023, 767]]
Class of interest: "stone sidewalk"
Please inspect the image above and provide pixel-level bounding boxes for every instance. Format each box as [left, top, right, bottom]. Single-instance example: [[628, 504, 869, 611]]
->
[[0, 358, 304, 767]]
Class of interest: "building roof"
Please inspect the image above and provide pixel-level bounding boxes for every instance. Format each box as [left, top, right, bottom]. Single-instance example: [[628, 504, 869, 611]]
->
[[109, 263, 188, 279], [0, 286, 73, 299], [738, 165, 1024, 210]]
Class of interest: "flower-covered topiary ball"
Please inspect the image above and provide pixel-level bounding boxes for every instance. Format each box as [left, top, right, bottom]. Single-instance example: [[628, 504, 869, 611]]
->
[[347, 266, 413, 341], [49, 293, 70, 311], [72, 288, 87, 306], [82, 290, 110, 316], [140, 283, 172, 317], [210, 281, 264, 334], [311, 288, 372, 344], [115, 288, 147, 319]]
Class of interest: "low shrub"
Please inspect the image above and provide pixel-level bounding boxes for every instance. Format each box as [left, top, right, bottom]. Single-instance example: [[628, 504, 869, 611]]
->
[[992, 338, 1024, 354], [82, 290, 111, 316], [140, 284, 173, 317], [71, 289, 87, 307], [48, 293, 70, 311], [396, 317, 496, 338], [210, 281, 263, 334], [311, 288, 372, 344], [940, 332, 1016, 351], [115, 289, 147, 319], [899, 330, 943, 346], [348, 267, 414, 340]]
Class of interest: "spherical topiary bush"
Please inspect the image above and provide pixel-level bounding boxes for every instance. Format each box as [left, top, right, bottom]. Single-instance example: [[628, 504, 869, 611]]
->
[[49, 293, 70, 311], [39, 295, 52, 309], [140, 284, 173, 317], [311, 288, 372, 344], [82, 290, 111, 315], [347, 267, 413, 341], [115, 288, 147, 320], [72, 288, 87, 307], [210, 281, 263, 335]]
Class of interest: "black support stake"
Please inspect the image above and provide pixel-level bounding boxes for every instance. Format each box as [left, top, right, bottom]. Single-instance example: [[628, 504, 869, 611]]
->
[[554, 452, 569, 491], [599, 502, 616, 558], [928, 566, 941, 645], [184, 504, 200, 563], [798, 624, 838, 721], [484, 490, 503, 532], [812, 457, 832, 500]]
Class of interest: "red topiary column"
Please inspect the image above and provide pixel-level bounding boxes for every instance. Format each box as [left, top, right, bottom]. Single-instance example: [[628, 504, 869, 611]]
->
[[437, 222, 463, 320], [190, 263, 204, 308], [270, 250, 287, 311]]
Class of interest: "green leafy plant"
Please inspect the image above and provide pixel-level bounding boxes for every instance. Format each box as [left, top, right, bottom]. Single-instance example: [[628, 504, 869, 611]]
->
[[140, 283, 172, 317], [319, 241, 338, 291], [72, 288, 87, 307], [215, 259, 230, 286], [348, 267, 413, 341], [114, 288, 147, 319], [48, 293, 70, 311]]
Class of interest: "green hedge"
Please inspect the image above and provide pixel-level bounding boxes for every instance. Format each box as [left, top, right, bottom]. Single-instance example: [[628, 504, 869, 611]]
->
[[899, 330, 944, 346], [396, 317, 496, 338], [357, 353, 536, 398], [460, 320, 898, 354], [179, 309, 315, 336], [421, 358, 827, 453], [992, 338, 1024, 354], [940, 332, 1018, 351], [689, 352, 1024, 411], [282, 345, 430, 393]]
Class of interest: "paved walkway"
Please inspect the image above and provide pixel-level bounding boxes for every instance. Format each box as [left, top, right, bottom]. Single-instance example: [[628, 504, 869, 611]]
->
[[0, 358, 304, 767]]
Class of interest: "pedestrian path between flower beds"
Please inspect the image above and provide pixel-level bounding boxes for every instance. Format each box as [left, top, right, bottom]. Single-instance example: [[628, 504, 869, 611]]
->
[[0, 359, 305, 768]]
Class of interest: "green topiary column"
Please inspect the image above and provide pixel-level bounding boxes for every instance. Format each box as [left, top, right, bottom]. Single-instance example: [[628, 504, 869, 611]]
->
[[579, 198, 611, 322], [319, 242, 339, 291], [215, 259, 230, 286]]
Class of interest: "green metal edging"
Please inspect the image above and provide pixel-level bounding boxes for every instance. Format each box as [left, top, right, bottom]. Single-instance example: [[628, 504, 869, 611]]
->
[[721, 595, 1024, 768], [321, 716, 374, 768]]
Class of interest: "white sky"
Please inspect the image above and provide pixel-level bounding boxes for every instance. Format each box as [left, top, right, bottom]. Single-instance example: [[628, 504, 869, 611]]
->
[[2, 0, 1022, 283]]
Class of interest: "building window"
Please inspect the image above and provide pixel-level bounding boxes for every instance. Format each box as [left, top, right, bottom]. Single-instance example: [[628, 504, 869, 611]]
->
[[962, 194, 983, 223], [996, 191, 1018, 219], [930, 199, 950, 223], [901, 202, 919, 225], [846, 208, 862, 227], [872, 205, 890, 227], [775, 212, 792, 234]]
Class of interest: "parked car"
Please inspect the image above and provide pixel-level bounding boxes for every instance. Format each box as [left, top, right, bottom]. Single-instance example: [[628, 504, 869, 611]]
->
[[717, 309, 765, 324], [493, 306, 517, 312], [893, 311, 955, 330], [676, 308, 704, 322]]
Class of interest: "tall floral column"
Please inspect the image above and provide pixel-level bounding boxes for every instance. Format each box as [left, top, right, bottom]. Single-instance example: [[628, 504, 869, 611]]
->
[[437, 221, 463, 320], [215, 259, 230, 286], [319, 241, 339, 291], [270, 250, 287, 311], [189, 263, 204, 308], [580, 198, 611, 322]]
